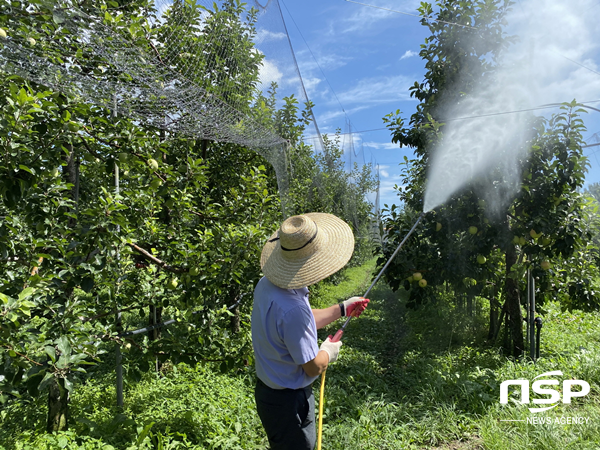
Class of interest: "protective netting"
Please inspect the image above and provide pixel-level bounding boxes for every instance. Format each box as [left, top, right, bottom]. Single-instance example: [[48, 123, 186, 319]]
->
[[0, 0, 379, 229]]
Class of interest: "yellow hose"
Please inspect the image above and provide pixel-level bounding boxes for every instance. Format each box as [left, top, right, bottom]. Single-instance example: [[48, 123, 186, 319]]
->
[[316, 369, 326, 450]]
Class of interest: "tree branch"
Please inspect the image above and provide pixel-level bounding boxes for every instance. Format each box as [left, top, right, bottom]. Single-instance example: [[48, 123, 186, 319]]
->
[[127, 243, 188, 273]]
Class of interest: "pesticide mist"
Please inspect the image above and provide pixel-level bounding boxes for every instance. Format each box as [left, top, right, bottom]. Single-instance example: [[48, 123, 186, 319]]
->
[[423, 0, 600, 213]]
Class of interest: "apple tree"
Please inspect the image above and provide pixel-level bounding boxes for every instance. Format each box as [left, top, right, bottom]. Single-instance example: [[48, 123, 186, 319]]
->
[[380, 0, 596, 357]]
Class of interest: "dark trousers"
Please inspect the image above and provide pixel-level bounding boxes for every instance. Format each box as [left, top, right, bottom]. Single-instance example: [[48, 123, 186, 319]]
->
[[254, 379, 316, 450]]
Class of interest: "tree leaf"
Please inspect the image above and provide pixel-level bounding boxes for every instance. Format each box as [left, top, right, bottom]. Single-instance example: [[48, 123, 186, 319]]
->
[[56, 336, 71, 357]]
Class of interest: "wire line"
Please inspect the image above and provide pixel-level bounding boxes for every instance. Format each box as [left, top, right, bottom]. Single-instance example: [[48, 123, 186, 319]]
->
[[558, 54, 600, 77], [280, 0, 353, 123], [300, 100, 600, 138]]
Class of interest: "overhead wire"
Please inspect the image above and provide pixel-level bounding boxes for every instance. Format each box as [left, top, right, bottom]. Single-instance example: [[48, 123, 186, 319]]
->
[[298, 100, 600, 138], [279, 0, 380, 212], [280, 0, 350, 120], [280, 0, 370, 168], [276, 0, 325, 151]]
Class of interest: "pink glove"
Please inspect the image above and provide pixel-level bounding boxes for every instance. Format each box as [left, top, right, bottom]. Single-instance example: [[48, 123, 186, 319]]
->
[[340, 297, 370, 317]]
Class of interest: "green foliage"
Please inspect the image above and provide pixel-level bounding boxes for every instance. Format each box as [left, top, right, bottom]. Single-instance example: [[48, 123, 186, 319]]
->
[[2, 262, 600, 449], [0, 0, 286, 429], [0, 0, 378, 435]]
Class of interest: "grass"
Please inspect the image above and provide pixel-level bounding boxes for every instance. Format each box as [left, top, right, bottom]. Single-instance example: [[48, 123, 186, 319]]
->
[[2, 258, 600, 449]]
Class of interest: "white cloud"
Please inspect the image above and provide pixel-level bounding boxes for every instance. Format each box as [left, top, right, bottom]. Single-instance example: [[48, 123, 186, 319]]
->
[[258, 59, 283, 89], [335, 75, 416, 106], [362, 141, 400, 150], [400, 50, 418, 60], [377, 165, 391, 177], [316, 105, 369, 125], [255, 29, 288, 45], [332, 0, 423, 35], [295, 50, 353, 73]]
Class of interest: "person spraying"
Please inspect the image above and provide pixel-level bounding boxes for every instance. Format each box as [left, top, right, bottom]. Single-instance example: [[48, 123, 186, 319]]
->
[[252, 213, 370, 450]]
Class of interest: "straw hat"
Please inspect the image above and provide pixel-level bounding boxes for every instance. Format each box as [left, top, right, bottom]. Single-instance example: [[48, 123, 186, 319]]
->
[[261, 213, 354, 289]]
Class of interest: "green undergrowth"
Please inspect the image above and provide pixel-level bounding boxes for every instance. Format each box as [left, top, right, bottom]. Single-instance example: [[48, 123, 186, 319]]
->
[[2, 259, 600, 449]]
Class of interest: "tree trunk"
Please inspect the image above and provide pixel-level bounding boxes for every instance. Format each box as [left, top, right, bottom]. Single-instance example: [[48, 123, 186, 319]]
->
[[467, 293, 473, 316], [47, 377, 69, 432], [505, 244, 524, 357]]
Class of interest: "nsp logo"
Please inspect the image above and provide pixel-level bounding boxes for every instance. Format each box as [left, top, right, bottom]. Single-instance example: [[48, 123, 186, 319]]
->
[[500, 370, 590, 413]]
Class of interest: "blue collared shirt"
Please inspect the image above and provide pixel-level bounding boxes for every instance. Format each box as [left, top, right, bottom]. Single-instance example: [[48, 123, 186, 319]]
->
[[251, 277, 319, 389]]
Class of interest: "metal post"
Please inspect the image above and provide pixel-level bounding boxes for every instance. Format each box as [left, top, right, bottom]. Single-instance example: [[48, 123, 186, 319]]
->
[[529, 274, 536, 361], [526, 269, 530, 353], [535, 317, 542, 360], [113, 93, 124, 408]]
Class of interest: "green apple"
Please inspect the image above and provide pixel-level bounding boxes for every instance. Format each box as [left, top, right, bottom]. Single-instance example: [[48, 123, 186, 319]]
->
[[0, 28, 7, 39], [477, 255, 486, 264], [541, 237, 552, 246], [412, 272, 422, 281], [51, 167, 60, 178], [150, 178, 162, 189], [468, 226, 478, 235], [148, 158, 159, 170], [165, 199, 175, 208], [118, 152, 129, 163], [27, 37, 36, 46], [122, 170, 129, 176], [512, 236, 520, 245], [67, 121, 80, 132], [418, 279, 427, 288], [518, 237, 526, 246], [530, 229, 542, 239], [189, 266, 199, 276], [478, 199, 486, 208], [436, 222, 442, 231], [541, 261, 552, 270], [166, 277, 178, 290]]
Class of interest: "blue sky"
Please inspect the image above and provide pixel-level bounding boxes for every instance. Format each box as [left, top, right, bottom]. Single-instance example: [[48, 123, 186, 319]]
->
[[276, 0, 600, 209]]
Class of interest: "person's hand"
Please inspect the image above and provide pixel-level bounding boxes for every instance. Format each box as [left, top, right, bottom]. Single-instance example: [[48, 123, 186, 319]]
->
[[341, 297, 370, 317], [319, 337, 342, 363]]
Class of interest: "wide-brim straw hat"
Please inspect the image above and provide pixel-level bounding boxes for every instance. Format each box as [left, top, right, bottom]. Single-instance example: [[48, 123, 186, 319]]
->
[[261, 213, 354, 289]]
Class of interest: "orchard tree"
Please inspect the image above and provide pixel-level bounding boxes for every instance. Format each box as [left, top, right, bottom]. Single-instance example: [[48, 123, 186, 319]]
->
[[380, 0, 595, 357], [0, 0, 280, 432]]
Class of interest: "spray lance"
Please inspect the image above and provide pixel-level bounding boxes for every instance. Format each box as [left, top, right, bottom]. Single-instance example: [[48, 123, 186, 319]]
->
[[316, 211, 427, 450], [331, 211, 427, 342]]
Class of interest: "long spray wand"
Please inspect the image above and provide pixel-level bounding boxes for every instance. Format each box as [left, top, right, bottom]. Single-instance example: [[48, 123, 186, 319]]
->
[[317, 211, 427, 450], [331, 211, 427, 342]]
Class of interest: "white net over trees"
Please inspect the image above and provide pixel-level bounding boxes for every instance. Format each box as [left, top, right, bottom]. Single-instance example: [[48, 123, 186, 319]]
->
[[0, 0, 295, 192], [0, 0, 379, 230]]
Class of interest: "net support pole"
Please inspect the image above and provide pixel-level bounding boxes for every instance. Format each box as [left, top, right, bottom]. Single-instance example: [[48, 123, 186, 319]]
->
[[529, 270, 536, 362], [526, 268, 530, 354], [113, 93, 124, 408]]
